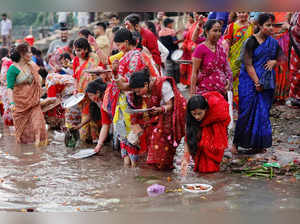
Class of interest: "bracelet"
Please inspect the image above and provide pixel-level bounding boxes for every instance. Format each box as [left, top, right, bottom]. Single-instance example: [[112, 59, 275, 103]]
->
[[112, 75, 121, 82], [161, 106, 166, 113], [9, 102, 15, 105]]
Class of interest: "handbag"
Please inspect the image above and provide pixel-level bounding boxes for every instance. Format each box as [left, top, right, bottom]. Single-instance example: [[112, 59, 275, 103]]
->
[[259, 70, 276, 90]]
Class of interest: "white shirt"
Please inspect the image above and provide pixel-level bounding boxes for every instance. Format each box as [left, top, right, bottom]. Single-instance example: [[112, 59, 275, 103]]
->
[[1, 19, 12, 36], [57, 12, 68, 23], [161, 81, 174, 105], [157, 40, 169, 64], [77, 12, 89, 27]]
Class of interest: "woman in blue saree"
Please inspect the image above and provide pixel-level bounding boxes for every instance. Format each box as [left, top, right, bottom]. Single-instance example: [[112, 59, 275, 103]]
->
[[232, 13, 281, 154]]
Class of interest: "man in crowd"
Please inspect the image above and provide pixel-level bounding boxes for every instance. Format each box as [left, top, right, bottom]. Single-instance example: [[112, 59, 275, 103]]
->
[[46, 27, 69, 58], [94, 22, 110, 59], [124, 13, 162, 67], [1, 13, 12, 48]]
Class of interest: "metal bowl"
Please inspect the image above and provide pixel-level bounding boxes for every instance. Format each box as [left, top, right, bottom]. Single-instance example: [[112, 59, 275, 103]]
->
[[171, 49, 184, 61], [61, 93, 85, 109]]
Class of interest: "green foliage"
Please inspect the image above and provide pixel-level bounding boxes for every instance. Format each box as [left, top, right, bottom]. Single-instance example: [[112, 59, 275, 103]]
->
[[10, 12, 38, 26]]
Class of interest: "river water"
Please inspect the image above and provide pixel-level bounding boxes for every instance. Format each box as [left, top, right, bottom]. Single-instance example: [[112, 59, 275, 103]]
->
[[0, 124, 299, 213]]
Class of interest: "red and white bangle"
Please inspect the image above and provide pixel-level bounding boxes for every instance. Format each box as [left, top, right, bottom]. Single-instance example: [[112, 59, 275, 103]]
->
[[112, 75, 121, 82]]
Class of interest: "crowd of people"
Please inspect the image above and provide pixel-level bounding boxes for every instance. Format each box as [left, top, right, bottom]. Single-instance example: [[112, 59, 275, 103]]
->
[[0, 12, 299, 176]]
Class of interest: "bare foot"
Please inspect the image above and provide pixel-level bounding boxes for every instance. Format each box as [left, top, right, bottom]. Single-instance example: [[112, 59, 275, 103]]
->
[[230, 145, 238, 154], [124, 156, 131, 167]]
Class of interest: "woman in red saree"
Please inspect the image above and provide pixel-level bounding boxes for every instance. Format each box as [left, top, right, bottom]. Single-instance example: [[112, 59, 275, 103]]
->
[[181, 92, 230, 175], [273, 12, 291, 103], [45, 73, 79, 129], [289, 12, 300, 107], [128, 68, 186, 170], [6, 43, 48, 146], [180, 13, 200, 86]]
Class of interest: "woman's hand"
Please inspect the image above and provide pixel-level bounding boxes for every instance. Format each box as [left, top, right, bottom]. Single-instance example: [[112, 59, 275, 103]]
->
[[255, 83, 263, 92], [150, 106, 163, 115], [189, 88, 196, 98], [88, 35, 97, 48], [72, 124, 82, 130], [197, 15, 205, 27], [73, 89, 78, 95], [181, 159, 189, 176], [225, 79, 231, 91], [94, 143, 103, 153], [264, 60, 277, 71]]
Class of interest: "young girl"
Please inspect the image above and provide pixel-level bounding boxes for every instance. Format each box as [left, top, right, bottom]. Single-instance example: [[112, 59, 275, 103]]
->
[[181, 92, 230, 175]]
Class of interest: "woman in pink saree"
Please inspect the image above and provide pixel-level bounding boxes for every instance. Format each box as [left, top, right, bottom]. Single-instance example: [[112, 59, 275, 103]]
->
[[190, 20, 232, 97]]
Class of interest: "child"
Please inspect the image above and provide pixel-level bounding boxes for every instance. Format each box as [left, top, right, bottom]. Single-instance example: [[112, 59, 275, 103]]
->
[[58, 53, 73, 75]]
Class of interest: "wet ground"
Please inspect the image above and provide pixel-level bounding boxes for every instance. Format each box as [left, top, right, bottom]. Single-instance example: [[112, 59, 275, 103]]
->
[[0, 96, 299, 212]]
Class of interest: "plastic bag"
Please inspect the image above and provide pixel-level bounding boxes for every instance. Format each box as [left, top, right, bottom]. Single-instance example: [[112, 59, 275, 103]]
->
[[227, 91, 234, 130], [127, 131, 139, 145], [64, 129, 80, 148], [147, 184, 165, 197]]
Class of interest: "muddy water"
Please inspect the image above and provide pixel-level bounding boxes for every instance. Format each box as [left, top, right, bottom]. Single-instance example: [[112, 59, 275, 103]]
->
[[0, 124, 300, 212]]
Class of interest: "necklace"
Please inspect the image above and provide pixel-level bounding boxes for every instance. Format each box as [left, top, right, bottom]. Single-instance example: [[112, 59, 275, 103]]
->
[[204, 41, 216, 52], [15, 62, 31, 74]]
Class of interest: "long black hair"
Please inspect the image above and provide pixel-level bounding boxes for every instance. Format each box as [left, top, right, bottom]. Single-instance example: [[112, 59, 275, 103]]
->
[[186, 95, 209, 157], [73, 38, 92, 59], [145, 21, 157, 37], [129, 67, 150, 106], [79, 29, 93, 39], [254, 13, 275, 33], [114, 28, 136, 46], [86, 78, 107, 122]]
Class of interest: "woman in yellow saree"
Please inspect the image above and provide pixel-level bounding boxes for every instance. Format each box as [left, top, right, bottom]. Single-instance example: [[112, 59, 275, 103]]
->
[[224, 12, 254, 108]]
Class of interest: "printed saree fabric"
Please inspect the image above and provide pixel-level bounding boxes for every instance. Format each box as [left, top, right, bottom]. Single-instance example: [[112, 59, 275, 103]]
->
[[180, 22, 198, 86], [102, 49, 146, 156], [193, 41, 232, 96], [0, 57, 13, 125], [289, 12, 300, 100], [224, 22, 254, 106], [12, 62, 47, 145], [274, 30, 290, 101], [129, 76, 186, 170]]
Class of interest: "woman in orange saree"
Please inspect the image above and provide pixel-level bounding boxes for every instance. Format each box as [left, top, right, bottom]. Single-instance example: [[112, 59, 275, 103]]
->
[[180, 12, 201, 86], [7, 43, 48, 146], [73, 38, 100, 143], [273, 12, 291, 103]]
